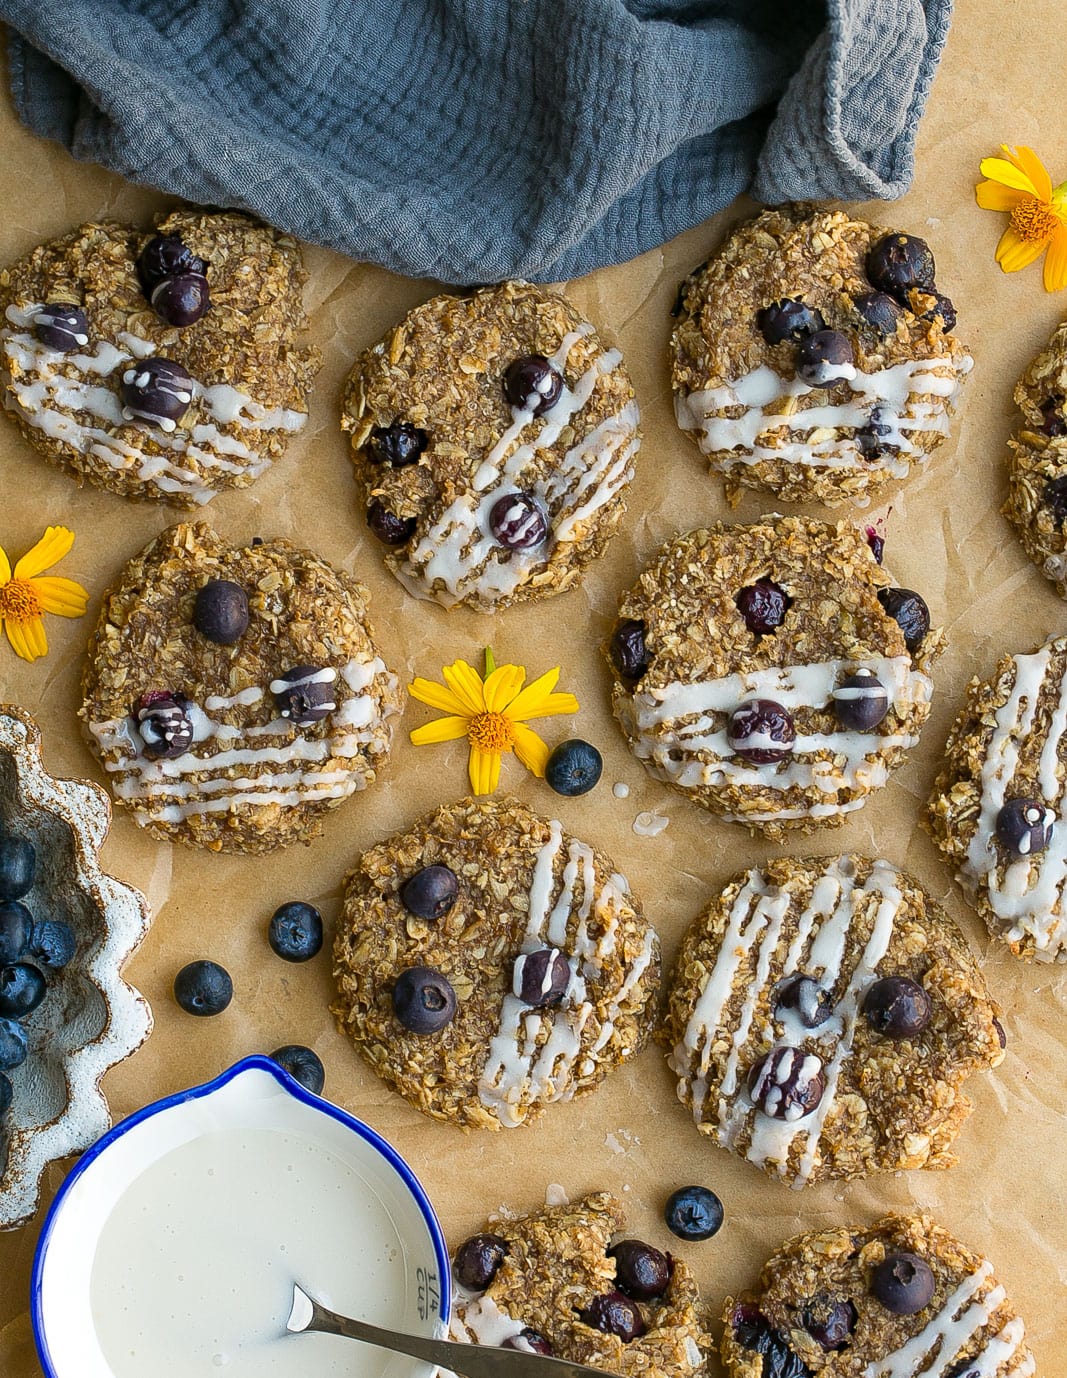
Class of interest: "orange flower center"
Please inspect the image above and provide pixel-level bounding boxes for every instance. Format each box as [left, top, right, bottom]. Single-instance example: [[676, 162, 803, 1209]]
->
[[1010, 196, 1063, 243], [467, 711, 514, 754], [0, 578, 42, 625]]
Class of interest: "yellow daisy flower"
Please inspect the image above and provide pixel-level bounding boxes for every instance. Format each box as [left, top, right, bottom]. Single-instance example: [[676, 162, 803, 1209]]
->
[[976, 144, 1067, 292], [0, 526, 89, 662], [408, 652, 579, 795]]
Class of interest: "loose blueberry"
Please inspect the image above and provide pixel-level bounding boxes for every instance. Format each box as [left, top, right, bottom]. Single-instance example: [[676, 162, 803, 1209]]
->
[[853, 291, 904, 335], [865, 526, 886, 563], [1039, 396, 1067, 438], [995, 798, 1055, 857], [268, 901, 323, 962], [862, 976, 932, 1038], [0, 835, 35, 900], [1043, 475, 1067, 522], [269, 1044, 325, 1095], [866, 234, 936, 298], [503, 355, 563, 416], [797, 330, 855, 386], [135, 691, 195, 761], [0, 1072, 11, 1118], [193, 579, 249, 645], [735, 579, 790, 636], [399, 865, 459, 921], [877, 587, 930, 653], [368, 422, 428, 467], [33, 303, 90, 352], [578, 1291, 646, 1342], [151, 272, 210, 327], [545, 739, 603, 796], [393, 966, 457, 1034], [748, 1047, 825, 1120], [869, 1252, 935, 1315], [756, 299, 825, 345], [120, 357, 195, 430], [727, 699, 796, 764], [270, 666, 337, 725], [503, 1328, 553, 1356], [454, 1233, 509, 1291], [488, 491, 548, 550], [137, 234, 208, 291], [664, 1185, 724, 1241], [733, 1303, 812, 1378], [28, 921, 77, 971], [832, 669, 890, 731], [0, 1017, 28, 1071], [366, 500, 416, 546], [802, 1297, 857, 1351], [609, 620, 649, 684], [513, 948, 571, 1007], [0, 963, 47, 1019], [609, 1239, 672, 1300], [0, 902, 32, 964], [774, 974, 832, 1029], [173, 960, 233, 1017]]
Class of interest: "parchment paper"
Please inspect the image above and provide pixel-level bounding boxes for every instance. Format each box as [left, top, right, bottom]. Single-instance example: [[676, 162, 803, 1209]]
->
[[1, 0, 1065, 1369]]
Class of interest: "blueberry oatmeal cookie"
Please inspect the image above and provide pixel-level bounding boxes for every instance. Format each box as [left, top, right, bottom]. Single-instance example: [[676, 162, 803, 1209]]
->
[[341, 281, 640, 611], [332, 796, 659, 1129], [80, 522, 399, 854], [0, 209, 319, 505], [661, 855, 1004, 1189], [450, 1192, 710, 1378], [671, 207, 971, 508], [721, 1213, 1035, 1378], [606, 516, 942, 836], [927, 635, 1067, 962]]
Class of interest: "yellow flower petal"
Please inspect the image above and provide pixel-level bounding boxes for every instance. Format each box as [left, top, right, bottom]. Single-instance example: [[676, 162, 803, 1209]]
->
[[995, 224, 1047, 273], [483, 663, 525, 711], [980, 155, 1040, 196], [505, 666, 573, 720], [468, 744, 501, 795], [1044, 225, 1067, 292], [511, 722, 550, 778], [410, 715, 470, 745], [408, 676, 471, 717], [29, 575, 88, 618], [5, 615, 47, 662], [976, 180, 1028, 213], [442, 659, 487, 716], [0, 544, 10, 585], [1003, 145, 1053, 202], [13, 526, 74, 580], [510, 690, 579, 723]]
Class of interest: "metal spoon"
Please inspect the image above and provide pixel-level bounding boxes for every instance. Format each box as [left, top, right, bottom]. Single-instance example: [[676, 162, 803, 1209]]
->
[[287, 1285, 619, 1378]]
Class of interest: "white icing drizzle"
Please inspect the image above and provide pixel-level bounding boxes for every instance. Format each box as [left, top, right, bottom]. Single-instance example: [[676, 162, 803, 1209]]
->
[[88, 657, 396, 825], [395, 325, 639, 608], [477, 820, 654, 1127], [959, 641, 1067, 960], [622, 655, 931, 821], [1, 303, 307, 503], [676, 356, 971, 475], [668, 857, 905, 1186], [449, 1293, 528, 1347]]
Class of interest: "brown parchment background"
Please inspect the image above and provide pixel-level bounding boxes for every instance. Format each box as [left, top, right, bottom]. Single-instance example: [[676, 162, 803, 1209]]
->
[[1, 0, 1066, 1370]]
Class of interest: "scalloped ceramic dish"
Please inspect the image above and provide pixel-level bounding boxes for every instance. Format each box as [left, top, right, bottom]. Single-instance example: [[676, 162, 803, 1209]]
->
[[0, 705, 152, 1231]]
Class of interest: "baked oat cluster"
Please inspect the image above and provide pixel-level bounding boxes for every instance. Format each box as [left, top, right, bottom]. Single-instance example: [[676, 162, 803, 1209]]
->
[[0, 208, 319, 505], [721, 1213, 1035, 1378], [332, 796, 659, 1129], [450, 1192, 710, 1378], [606, 515, 942, 836], [80, 522, 399, 854], [671, 207, 971, 507], [660, 855, 1004, 1188], [927, 634, 1067, 962], [341, 280, 640, 612]]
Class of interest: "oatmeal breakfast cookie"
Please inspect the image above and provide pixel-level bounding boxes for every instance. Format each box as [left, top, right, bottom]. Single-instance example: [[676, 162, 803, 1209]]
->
[[450, 1191, 710, 1378], [721, 1213, 1035, 1378], [80, 522, 399, 854], [0, 208, 319, 505], [605, 516, 942, 837], [661, 855, 1004, 1189], [332, 796, 659, 1129], [671, 206, 970, 508], [341, 280, 640, 612], [927, 634, 1067, 962]]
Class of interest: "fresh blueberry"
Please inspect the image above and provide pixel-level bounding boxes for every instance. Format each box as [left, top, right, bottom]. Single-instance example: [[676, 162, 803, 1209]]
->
[[269, 1044, 325, 1095], [802, 1297, 856, 1351], [1043, 474, 1067, 522], [862, 976, 932, 1038], [173, 960, 233, 1017], [0, 1017, 28, 1071], [578, 1290, 646, 1342], [368, 422, 428, 467], [866, 234, 936, 298], [503, 355, 563, 416], [503, 1329, 553, 1356], [399, 865, 459, 921], [609, 620, 649, 684], [0, 1072, 11, 1118], [193, 580, 249, 645], [270, 666, 337, 725], [853, 291, 904, 335], [877, 587, 930, 653], [137, 234, 208, 292], [869, 1252, 935, 1315], [513, 948, 570, 1007], [756, 299, 825, 345], [393, 966, 457, 1034], [0, 963, 47, 1019], [727, 699, 796, 764], [134, 692, 195, 761], [545, 739, 603, 796], [120, 357, 195, 430], [995, 798, 1055, 857], [732, 1303, 812, 1378], [268, 901, 323, 962], [366, 500, 416, 546], [33, 303, 89, 352], [28, 921, 77, 971], [454, 1233, 508, 1291], [1039, 396, 1067, 438], [0, 835, 35, 900], [488, 491, 549, 550], [151, 272, 210, 327], [797, 329, 855, 386], [865, 526, 886, 563], [748, 1047, 825, 1119], [664, 1185, 724, 1241], [609, 1239, 672, 1300], [832, 669, 890, 731], [0, 901, 32, 964], [735, 579, 790, 636], [773, 974, 832, 1029]]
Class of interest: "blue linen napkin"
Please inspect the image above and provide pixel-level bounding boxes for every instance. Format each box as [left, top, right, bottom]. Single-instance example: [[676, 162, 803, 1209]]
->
[[1, 0, 952, 283]]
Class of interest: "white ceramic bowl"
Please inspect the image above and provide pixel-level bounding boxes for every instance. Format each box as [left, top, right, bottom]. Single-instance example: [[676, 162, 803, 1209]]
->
[[31, 1056, 451, 1378]]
